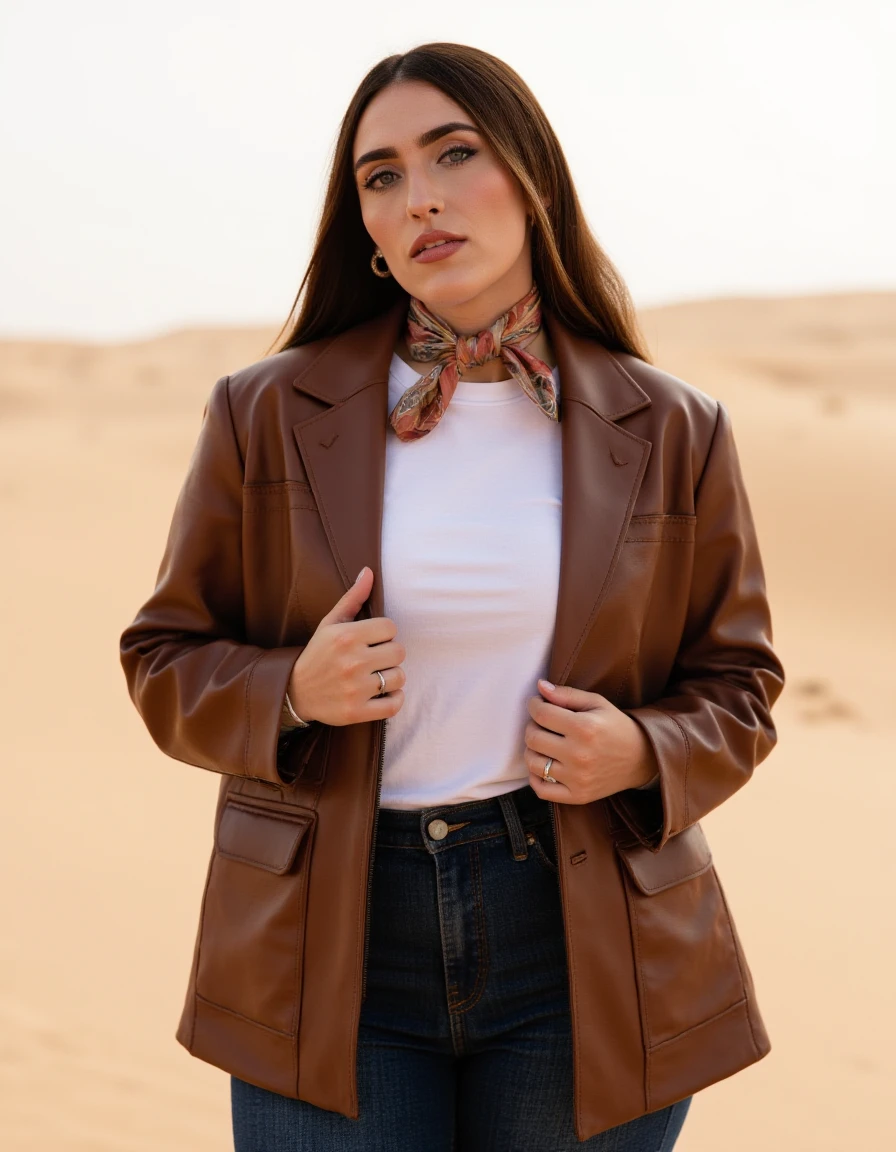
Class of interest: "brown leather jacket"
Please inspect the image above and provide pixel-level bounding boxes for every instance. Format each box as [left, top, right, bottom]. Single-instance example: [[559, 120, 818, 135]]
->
[[119, 296, 785, 1141]]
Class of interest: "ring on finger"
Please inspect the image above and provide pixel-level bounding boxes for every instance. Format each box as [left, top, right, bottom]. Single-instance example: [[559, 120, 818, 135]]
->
[[374, 670, 387, 697], [543, 756, 559, 784]]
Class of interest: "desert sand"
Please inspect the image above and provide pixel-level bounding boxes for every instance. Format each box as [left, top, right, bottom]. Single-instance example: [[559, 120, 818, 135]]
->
[[1, 291, 893, 1150]]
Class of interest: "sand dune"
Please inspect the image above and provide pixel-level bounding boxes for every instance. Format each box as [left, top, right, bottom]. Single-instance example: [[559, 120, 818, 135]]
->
[[1, 292, 893, 1150]]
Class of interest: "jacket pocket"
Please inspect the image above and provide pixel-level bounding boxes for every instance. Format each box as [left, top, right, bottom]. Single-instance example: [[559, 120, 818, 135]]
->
[[616, 822, 745, 1047], [242, 478, 318, 512], [623, 512, 697, 544], [195, 797, 317, 1035]]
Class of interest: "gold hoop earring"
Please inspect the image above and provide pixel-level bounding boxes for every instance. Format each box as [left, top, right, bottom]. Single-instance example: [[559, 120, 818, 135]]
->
[[371, 248, 392, 278]]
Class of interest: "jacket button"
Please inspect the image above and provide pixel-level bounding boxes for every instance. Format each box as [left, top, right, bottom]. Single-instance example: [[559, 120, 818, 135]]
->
[[427, 819, 449, 840]]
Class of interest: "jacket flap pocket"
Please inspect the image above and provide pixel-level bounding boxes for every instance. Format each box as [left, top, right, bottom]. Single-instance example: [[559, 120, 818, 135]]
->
[[216, 799, 315, 874], [617, 822, 712, 894]]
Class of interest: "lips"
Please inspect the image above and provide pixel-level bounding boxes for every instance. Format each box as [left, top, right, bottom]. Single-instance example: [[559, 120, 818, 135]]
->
[[410, 230, 466, 258], [412, 239, 466, 264]]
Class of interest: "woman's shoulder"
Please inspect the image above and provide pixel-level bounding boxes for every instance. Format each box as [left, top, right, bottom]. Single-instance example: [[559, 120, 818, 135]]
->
[[610, 349, 719, 426], [223, 304, 402, 418], [603, 348, 725, 479], [225, 341, 324, 404], [216, 333, 340, 440]]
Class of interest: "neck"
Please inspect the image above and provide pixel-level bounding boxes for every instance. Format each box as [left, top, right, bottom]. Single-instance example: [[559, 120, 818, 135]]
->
[[394, 327, 557, 383]]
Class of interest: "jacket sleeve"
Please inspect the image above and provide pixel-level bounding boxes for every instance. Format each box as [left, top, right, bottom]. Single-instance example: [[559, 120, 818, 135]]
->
[[119, 374, 322, 786], [607, 398, 785, 852]]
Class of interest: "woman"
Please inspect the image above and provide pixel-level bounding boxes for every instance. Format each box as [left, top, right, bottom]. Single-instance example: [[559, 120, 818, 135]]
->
[[120, 42, 785, 1150]]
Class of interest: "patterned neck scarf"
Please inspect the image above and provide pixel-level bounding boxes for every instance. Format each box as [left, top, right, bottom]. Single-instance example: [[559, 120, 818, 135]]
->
[[389, 281, 560, 442]]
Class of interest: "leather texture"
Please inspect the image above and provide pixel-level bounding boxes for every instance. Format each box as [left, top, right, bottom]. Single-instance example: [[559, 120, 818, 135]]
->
[[119, 296, 785, 1140]]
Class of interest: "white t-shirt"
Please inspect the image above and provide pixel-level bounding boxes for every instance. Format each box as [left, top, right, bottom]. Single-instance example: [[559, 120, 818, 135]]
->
[[379, 351, 563, 809]]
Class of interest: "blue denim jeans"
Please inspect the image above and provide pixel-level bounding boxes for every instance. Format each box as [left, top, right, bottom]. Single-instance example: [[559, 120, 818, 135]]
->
[[231, 783, 692, 1150]]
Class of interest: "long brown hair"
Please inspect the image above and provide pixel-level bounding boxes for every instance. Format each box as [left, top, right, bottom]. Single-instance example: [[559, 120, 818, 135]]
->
[[266, 42, 652, 363]]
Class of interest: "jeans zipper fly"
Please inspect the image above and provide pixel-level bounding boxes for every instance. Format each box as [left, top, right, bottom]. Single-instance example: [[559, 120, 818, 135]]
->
[[359, 717, 564, 1000]]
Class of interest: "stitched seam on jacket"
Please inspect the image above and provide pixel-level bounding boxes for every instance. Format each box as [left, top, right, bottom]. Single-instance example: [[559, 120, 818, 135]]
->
[[222, 375, 246, 470], [693, 397, 723, 500], [625, 868, 653, 1062], [189, 848, 218, 1051], [625, 537, 694, 543], [243, 651, 267, 776], [217, 848, 284, 870], [660, 398, 721, 830], [670, 714, 692, 827], [628, 514, 697, 523], [195, 991, 295, 1037], [243, 480, 313, 492], [712, 871, 761, 1057], [646, 995, 747, 1051], [243, 504, 317, 514]]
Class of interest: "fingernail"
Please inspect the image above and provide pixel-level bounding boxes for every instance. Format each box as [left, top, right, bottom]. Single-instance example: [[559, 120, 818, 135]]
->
[[355, 567, 367, 583], [539, 679, 554, 690]]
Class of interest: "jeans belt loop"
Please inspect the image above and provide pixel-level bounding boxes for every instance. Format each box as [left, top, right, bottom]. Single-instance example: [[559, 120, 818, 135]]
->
[[497, 791, 529, 861]]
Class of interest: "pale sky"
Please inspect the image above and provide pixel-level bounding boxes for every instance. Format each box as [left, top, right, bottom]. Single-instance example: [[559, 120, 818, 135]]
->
[[1, 0, 892, 341]]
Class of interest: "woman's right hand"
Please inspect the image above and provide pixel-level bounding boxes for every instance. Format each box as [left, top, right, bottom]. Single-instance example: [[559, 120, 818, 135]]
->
[[286, 567, 406, 726]]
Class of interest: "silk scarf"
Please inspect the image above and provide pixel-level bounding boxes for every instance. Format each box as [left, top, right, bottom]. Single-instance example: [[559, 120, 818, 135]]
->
[[389, 282, 560, 442]]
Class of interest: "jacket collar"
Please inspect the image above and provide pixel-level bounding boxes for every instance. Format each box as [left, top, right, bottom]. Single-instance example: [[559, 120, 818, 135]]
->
[[291, 296, 653, 686], [291, 295, 650, 418]]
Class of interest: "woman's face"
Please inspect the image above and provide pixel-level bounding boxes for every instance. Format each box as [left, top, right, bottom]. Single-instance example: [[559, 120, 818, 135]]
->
[[353, 80, 535, 333]]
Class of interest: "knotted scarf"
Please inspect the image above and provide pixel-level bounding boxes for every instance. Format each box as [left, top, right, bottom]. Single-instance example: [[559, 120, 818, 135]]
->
[[389, 282, 559, 442]]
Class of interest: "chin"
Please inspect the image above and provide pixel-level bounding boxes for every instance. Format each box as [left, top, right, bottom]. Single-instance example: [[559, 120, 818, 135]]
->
[[409, 273, 502, 312]]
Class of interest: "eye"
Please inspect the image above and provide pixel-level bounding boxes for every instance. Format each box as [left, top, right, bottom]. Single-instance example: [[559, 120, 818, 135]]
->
[[361, 144, 477, 193], [363, 169, 397, 192], [441, 145, 477, 164]]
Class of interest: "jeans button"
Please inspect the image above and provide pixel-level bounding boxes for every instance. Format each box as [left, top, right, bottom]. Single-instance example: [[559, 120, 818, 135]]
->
[[427, 818, 449, 840]]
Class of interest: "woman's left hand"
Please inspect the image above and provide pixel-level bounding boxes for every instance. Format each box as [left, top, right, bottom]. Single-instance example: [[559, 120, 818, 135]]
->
[[524, 680, 659, 804]]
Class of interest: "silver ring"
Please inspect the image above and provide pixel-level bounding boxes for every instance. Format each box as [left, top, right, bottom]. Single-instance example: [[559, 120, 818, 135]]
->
[[543, 757, 558, 784], [375, 670, 387, 697]]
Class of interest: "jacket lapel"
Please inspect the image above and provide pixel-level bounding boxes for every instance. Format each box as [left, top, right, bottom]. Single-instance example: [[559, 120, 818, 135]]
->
[[292, 297, 652, 688]]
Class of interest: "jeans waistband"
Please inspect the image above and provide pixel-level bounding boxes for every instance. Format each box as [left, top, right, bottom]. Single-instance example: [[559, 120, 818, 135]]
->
[[375, 784, 553, 859]]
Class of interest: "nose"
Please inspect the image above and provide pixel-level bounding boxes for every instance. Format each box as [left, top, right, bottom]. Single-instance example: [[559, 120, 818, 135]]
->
[[404, 169, 444, 221]]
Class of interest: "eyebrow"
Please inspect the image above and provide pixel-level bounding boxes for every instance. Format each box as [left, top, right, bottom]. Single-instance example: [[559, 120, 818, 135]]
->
[[353, 121, 480, 175]]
